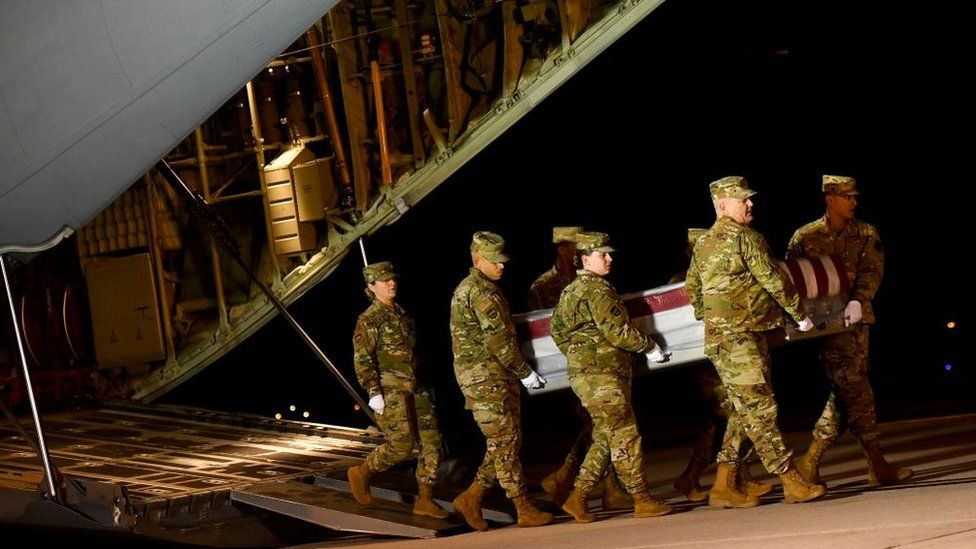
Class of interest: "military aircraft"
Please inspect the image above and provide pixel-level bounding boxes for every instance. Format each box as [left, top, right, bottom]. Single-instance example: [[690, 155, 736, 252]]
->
[[1, 0, 682, 545]]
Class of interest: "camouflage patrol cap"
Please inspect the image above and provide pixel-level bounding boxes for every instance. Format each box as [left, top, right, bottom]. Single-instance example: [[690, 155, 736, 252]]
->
[[363, 261, 397, 283], [709, 176, 757, 200], [471, 231, 510, 262], [687, 228, 707, 248], [822, 175, 860, 196], [575, 231, 615, 253], [552, 226, 582, 244]]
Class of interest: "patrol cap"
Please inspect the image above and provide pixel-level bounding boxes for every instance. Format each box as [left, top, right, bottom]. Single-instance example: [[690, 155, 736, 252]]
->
[[687, 228, 707, 248], [709, 176, 757, 200], [471, 231, 510, 263], [363, 261, 397, 283], [822, 174, 860, 196], [552, 226, 582, 244], [575, 231, 615, 253]]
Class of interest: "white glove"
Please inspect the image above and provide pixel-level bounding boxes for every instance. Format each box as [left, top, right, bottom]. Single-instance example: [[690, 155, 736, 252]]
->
[[797, 316, 815, 332], [368, 394, 385, 415], [646, 342, 671, 364], [521, 370, 547, 390], [844, 300, 862, 326]]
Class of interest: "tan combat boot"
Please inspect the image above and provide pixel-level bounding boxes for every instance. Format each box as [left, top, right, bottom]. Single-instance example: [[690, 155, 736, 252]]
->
[[795, 438, 831, 485], [864, 440, 914, 486], [779, 464, 827, 503], [708, 463, 760, 508], [738, 462, 773, 497], [633, 491, 673, 518], [347, 462, 373, 505], [673, 457, 709, 502], [452, 482, 488, 531], [562, 487, 596, 523], [413, 483, 450, 519], [602, 474, 634, 510], [513, 495, 554, 527], [540, 461, 576, 506]]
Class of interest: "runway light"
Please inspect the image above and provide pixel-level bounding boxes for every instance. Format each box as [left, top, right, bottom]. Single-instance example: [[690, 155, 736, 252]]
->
[[289, 405, 297, 412], [274, 413, 282, 420], [945, 364, 953, 372], [303, 411, 310, 418], [947, 321, 956, 329]]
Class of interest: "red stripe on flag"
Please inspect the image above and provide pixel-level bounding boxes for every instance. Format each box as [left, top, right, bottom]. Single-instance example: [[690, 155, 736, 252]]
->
[[519, 287, 691, 340], [785, 260, 807, 297], [826, 254, 851, 293], [810, 256, 830, 299], [520, 316, 552, 340], [624, 287, 691, 318]]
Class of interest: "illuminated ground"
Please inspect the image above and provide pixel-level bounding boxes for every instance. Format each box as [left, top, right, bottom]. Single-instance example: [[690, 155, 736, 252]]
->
[[296, 413, 976, 548]]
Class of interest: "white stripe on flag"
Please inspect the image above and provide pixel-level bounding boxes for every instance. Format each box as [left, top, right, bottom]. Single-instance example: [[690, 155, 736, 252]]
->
[[821, 256, 841, 296], [796, 258, 819, 299]]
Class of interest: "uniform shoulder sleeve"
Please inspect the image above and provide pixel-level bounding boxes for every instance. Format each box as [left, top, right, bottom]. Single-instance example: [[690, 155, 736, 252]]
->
[[786, 219, 822, 259], [548, 281, 575, 352], [527, 283, 544, 311], [685, 252, 703, 320], [786, 228, 805, 260], [471, 286, 532, 378], [352, 310, 382, 397], [587, 279, 651, 353], [740, 229, 803, 322], [851, 220, 884, 303]]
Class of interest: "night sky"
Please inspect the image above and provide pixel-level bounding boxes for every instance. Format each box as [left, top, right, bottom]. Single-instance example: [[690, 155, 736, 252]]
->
[[164, 0, 970, 466]]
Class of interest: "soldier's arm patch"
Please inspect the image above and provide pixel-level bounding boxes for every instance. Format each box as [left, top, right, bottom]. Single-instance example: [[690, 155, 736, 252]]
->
[[472, 292, 504, 331]]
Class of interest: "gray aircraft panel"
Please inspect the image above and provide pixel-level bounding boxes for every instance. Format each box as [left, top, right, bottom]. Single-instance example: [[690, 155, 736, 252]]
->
[[0, 0, 340, 253]]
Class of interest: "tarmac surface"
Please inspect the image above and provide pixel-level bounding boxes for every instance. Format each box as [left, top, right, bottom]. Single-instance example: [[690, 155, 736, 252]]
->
[[295, 413, 976, 549]]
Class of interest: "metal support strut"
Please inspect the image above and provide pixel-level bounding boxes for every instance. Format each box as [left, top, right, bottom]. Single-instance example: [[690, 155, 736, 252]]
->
[[153, 160, 377, 426]]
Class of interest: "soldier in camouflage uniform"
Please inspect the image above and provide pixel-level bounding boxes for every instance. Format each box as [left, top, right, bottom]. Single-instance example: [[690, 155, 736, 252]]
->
[[685, 176, 825, 507], [532, 227, 633, 511], [528, 226, 581, 310], [450, 232, 554, 530], [550, 231, 673, 523], [346, 262, 450, 519], [671, 229, 771, 502], [788, 175, 913, 487]]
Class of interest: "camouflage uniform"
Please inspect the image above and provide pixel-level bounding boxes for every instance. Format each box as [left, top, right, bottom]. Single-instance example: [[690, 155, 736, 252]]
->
[[685, 177, 805, 475], [527, 226, 581, 310], [680, 349, 739, 470], [353, 262, 442, 485], [528, 267, 575, 311], [672, 229, 751, 470], [533, 263, 592, 478], [787, 176, 884, 446], [451, 234, 532, 499], [528, 226, 607, 487], [550, 232, 656, 496]]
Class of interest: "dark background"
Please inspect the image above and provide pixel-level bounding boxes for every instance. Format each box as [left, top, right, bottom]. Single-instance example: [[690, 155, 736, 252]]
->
[[163, 0, 971, 469], [3, 1, 971, 547]]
